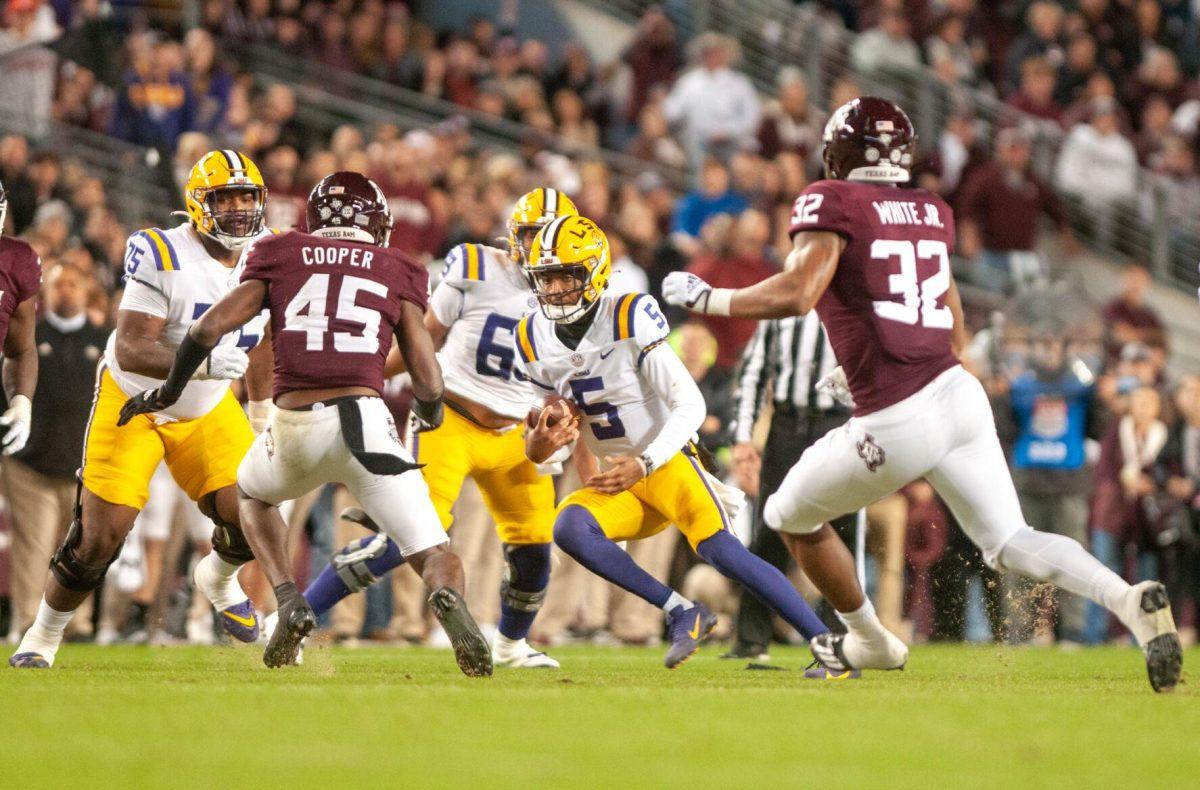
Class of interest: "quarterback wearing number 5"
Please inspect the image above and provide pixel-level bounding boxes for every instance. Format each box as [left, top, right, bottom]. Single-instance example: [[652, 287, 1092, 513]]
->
[[517, 215, 829, 669], [664, 96, 1181, 692]]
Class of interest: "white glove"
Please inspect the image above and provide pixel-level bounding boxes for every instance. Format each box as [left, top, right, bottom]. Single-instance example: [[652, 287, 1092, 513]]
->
[[661, 271, 732, 316], [0, 394, 31, 456], [193, 345, 249, 381], [247, 399, 273, 434], [816, 366, 856, 409]]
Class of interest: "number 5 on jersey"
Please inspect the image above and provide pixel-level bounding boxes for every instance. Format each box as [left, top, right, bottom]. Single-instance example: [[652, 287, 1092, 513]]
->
[[283, 273, 389, 352]]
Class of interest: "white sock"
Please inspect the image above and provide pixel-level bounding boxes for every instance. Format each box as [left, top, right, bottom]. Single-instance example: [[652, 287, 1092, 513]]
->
[[15, 598, 74, 665], [194, 552, 249, 611], [997, 528, 1130, 612], [837, 598, 888, 640], [494, 633, 519, 649], [662, 591, 692, 614]]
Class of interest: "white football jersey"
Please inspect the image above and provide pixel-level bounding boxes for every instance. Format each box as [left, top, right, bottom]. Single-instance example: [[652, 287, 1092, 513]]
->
[[513, 292, 672, 460], [430, 243, 540, 421], [106, 223, 272, 420]]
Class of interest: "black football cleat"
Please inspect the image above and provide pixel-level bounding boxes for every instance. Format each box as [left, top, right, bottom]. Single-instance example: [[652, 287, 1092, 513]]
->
[[429, 587, 492, 678], [262, 596, 315, 669], [1136, 583, 1182, 693], [9, 652, 50, 669]]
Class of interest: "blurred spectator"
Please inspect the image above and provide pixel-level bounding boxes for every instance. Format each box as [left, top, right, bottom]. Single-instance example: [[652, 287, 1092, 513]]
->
[[998, 324, 1099, 644], [1088, 385, 1169, 642], [0, 134, 35, 234], [110, 39, 196, 151], [670, 157, 748, 249], [1101, 265, 1165, 360], [849, 10, 921, 76], [1006, 56, 1064, 126], [184, 29, 233, 133], [626, 104, 687, 170], [925, 12, 983, 88], [1054, 33, 1099, 108], [1055, 98, 1139, 211], [936, 111, 986, 201], [662, 33, 760, 167], [1005, 1, 1065, 91], [619, 6, 682, 126], [1136, 95, 1175, 165], [1152, 374, 1200, 620], [904, 482, 949, 642], [684, 210, 776, 370], [755, 68, 820, 162], [606, 231, 649, 295], [0, 0, 61, 136], [957, 127, 1069, 292], [2, 262, 106, 641], [675, 321, 731, 450]]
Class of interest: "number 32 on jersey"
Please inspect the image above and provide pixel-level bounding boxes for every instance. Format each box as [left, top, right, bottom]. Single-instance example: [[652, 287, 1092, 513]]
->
[[871, 239, 952, 329]]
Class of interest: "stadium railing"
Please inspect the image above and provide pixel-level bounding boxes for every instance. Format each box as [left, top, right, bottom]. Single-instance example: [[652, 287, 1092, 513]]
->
[[580, 0, 1200, 291]]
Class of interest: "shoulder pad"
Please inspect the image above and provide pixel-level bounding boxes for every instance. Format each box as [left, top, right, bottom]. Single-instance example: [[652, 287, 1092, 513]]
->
[[129, 228, 182, 273], [441, 243, 488, 284]]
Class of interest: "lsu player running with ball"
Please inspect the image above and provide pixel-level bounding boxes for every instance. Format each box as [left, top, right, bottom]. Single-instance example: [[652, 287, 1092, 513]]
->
[[515, 215, 830, 669], [11, 151, 275, 668], [287, 188, 577, 668]]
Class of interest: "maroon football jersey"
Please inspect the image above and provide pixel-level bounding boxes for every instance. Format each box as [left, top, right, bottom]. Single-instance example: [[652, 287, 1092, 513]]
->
[[241, 230, 429, 399], [788, 179, 959, 416], [0, 237, 42, 345]]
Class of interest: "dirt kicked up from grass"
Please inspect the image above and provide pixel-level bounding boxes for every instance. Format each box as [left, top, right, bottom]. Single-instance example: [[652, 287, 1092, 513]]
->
[[1, 642, 1197, 789]]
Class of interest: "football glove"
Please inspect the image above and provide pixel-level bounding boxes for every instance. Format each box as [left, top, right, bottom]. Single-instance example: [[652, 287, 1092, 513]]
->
[[661, 271, 713, 311], [118, 387, 179, 426], [0, 394, 31, 456], [193, 345, 249, 381], [411, 397, 444, 432], [816, 366, 856, 409]]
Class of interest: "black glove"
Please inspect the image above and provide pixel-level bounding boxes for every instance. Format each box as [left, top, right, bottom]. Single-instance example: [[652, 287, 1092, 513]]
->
[[117, 387, 179, 426], [411, 397, 444, 431]]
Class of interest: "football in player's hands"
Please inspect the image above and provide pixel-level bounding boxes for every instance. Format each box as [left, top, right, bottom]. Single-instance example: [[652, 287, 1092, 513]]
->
[[525, 394, 580, 430]]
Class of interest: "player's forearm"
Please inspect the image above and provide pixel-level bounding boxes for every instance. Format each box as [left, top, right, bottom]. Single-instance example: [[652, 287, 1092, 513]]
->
[[115, 333, 183, 379], [244, 328, 274, 403], [2, 344, 36, 403], [640, 347, 706, 470]]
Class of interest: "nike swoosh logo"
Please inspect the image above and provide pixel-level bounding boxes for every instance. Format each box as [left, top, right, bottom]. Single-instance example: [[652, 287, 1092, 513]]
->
[[222, 610, 257, 628], [600, 349, 615, 360], [688, 614, 702, 640]]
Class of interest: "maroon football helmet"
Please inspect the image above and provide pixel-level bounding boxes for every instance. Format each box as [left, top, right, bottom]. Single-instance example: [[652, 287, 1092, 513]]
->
[[306, 171, 393, 245], [822, 97, 916, 183]]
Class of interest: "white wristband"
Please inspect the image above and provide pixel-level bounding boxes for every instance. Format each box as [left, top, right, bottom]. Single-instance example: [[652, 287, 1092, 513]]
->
[[705, 288, 734, 316], [8, 394, 31, 422]]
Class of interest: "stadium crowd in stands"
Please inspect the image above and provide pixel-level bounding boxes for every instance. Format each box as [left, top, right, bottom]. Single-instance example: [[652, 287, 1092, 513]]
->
[[1, 0, 1200, 651]]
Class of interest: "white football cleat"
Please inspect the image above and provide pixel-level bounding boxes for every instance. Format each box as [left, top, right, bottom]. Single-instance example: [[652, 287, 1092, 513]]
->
[[262, 610, 304, 665], [493, 635, 559, 669], [1117, 581, 1182, 692], [811, 627, 908, 672]]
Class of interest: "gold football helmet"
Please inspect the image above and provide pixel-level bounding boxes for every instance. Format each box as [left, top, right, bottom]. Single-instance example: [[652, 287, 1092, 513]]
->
[[506, 187, 578, 263], [526, 215, 610, 323], [183, 150, 267, 250]]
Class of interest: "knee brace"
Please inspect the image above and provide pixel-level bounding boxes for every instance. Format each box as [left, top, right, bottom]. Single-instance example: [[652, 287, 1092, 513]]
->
[[333, 532, 402, 593], [200, 491, 255, 565], [50, 483, 120, 592], [500, 543, 551, 613]]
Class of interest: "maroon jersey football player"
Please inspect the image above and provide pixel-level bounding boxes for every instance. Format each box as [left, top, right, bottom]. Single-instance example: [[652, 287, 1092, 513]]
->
[[664, 97, 1181, 692], [0, 179, 41, 456], [119, 172, 491, 676]]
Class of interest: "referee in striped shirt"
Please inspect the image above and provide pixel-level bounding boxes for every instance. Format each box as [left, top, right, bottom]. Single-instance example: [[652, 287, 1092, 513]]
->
[[725, 312, 854, 660]]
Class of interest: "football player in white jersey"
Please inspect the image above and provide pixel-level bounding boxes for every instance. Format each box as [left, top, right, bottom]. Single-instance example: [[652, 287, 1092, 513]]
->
[[11, 151, 276, 668], [513, 215, 830, 669], [283, 188, 577, 668]]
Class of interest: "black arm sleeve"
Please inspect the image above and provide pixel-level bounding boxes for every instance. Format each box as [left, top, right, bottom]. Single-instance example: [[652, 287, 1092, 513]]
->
[[161, 333, 216, 400]]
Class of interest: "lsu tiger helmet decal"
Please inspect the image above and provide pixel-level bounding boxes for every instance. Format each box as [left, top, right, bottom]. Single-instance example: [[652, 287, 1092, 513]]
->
[[183, 150, 267, 250], [525, 214, 610, 323], [506, 187, 578, 264]]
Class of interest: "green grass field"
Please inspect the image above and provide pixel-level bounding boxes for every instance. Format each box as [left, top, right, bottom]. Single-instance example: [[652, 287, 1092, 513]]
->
[[2, 642, 1197, 789]]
